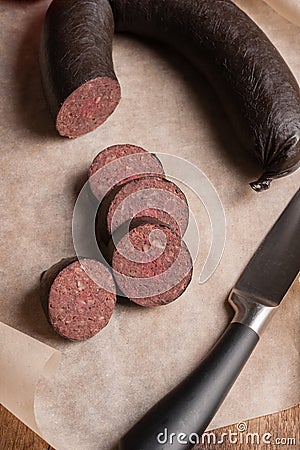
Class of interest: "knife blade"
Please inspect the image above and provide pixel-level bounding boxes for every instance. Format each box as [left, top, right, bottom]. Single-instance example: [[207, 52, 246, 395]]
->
[[229, 188, 300, 336], [118, 189, 300, 450], [235, 188, 300, 306]]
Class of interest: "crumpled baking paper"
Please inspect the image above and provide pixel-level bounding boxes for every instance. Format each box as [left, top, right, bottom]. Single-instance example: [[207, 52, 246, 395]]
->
[[0, 0, 299, 449]]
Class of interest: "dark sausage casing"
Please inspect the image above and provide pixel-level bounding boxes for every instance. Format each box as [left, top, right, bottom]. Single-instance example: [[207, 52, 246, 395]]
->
[[110, 0, 300, 190], [40, 0, 300, 189]]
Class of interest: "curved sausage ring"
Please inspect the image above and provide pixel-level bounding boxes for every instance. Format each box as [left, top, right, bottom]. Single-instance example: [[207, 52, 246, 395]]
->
[[40, 0, 300, 190]]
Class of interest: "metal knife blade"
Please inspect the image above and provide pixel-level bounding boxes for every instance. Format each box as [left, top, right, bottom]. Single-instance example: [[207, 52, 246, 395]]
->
[[235, 189, 300, 306]]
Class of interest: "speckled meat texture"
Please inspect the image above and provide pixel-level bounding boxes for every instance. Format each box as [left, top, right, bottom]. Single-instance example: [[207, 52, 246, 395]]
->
[[88, 144, 164, 201], [111, 223, 193, 307], [40, 257, 116, 340], [106, 175, 189, 237], [40, 0, 121, 138]]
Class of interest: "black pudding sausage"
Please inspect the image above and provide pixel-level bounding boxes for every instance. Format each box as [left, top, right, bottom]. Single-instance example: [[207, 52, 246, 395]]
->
[[40, 0, 121, 138], [40, 0, 300, 190]]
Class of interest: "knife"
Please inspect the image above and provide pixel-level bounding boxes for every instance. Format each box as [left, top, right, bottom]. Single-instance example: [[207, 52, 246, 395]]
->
[[118, 189, 300, 450]]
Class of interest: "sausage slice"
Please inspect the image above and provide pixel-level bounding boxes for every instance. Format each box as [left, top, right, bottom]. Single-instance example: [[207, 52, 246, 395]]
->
[[88, 144, 164, 201], [40, 257, 116, 340], [106, 175, 189, 237], [111, 223, 193, 307]]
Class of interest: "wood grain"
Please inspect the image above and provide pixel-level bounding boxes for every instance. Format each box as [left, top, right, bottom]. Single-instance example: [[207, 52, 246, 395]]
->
[[0, 403, 298, 450], [0, 405, 50, 450]]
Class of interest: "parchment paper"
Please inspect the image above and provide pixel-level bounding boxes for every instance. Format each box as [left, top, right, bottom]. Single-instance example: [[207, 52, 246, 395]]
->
[[0, 322, 60, 437], [262, 0, 300, 27], [0, 1, 299, 449]]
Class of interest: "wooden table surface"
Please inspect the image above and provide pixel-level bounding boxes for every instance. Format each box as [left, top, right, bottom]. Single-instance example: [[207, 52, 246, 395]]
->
[[0, 403, 299, 450]]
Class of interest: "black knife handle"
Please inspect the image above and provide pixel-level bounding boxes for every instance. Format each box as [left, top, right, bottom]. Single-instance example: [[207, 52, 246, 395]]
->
[[118, 322, 259, 450]]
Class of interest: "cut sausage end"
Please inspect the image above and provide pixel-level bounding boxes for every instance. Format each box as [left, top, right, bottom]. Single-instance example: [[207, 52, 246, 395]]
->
[[56, 77, 121, 138]]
